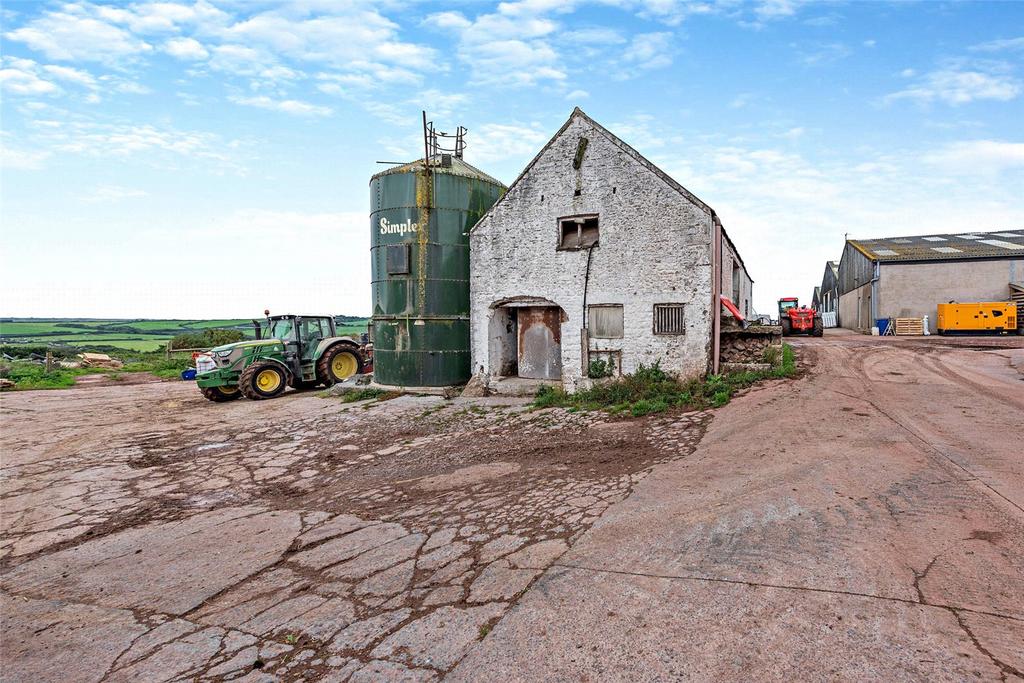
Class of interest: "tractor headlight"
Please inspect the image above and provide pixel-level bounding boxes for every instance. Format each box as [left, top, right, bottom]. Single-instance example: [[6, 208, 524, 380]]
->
[[215, 350, 233, 358], [195, 354, 217, 373]]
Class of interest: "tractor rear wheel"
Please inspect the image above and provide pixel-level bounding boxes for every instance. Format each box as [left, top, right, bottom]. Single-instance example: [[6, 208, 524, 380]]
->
[[240, 363, 288, 400], [201, 385, 242, 402], [812, 317, 824, 337], [781, 318, 792, 336], [317, 345, 361, 386]]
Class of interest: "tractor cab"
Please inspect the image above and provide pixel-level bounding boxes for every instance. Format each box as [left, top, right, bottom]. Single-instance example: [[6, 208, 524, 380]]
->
[[778, 297, 800, 318], [777, 297, 823, 337], [259, 315, 336, 364]]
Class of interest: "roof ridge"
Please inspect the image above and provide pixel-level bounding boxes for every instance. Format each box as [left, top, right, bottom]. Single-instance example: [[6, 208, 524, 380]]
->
[[471, 108, 714, 231]]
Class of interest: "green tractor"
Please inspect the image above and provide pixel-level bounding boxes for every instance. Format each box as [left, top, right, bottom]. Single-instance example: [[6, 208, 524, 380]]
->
[[195, 314, 367, 402]]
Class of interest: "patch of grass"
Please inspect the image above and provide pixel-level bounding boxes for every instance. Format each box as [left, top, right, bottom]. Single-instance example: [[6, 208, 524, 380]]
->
[[0, 362, 105, 390], [478, 624, 492, 639], [339, 388, 403, 403], [532, 345, 796, 416]]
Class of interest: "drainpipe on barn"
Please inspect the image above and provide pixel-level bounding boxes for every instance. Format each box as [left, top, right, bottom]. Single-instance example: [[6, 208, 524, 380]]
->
[[712, 213, 722, 375], [869, 260, 880, 326], [580, 243, 596, 379]]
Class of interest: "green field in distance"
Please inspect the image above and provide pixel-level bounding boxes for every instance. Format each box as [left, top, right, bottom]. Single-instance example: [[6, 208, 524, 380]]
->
[[1, 317, 370, 353]]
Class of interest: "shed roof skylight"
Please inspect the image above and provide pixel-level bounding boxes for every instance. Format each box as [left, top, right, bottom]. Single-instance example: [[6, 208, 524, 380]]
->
[[978, 239, 1024, 249], [931, 247, 962, 253], [874, 248, 900, 256], [922, 236, 947, 242]]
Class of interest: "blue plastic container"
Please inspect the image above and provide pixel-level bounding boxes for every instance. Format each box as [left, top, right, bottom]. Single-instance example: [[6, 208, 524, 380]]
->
[[180, 368, 197, 381], [876, 318, 891, 335]]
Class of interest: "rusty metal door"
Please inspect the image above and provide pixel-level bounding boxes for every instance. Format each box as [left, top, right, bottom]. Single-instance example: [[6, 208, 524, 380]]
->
[[517, 307, 562, 380]]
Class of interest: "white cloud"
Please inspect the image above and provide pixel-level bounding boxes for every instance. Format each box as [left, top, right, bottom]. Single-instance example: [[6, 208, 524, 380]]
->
[[164, 37, 208, 60], [0, 139, 52, 170], [924, 140, 1024, 174], [754, 0, 807, 21], [0, 61, 60, 96], [229, 95, 332, 117], [565, 89, 589, 101], [422, 11, 471, 31], [796, 42, 851, 66], [418, 89, 468, 118], [217, 10, 435, 74], [424, 2, 567, 87], [886, 62, 1021, 105], [620, 32, 675, 72], [31, 120, 240, 168], [42, 64, 97, 87], [730, 93, 754, 109], [469, 122, 550, 164], [93, 1, 229, 35], [970, 36, 1024, 53], [0, 56, 149, 102], [4, 5, 153, 64], [80, 185, 149, 202]]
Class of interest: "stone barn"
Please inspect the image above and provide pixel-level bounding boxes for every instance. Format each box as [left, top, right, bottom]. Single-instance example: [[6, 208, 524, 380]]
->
[[469, 108, 752, 392]]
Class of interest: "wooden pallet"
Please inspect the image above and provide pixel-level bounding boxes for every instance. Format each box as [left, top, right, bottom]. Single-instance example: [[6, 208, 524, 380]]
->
[[894, 317, 925, 336], [1011, 283, 1024, 333]]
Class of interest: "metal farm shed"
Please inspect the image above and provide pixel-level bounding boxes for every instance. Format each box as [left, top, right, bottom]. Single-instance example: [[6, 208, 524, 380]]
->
[[836, 229, 1024, 333]]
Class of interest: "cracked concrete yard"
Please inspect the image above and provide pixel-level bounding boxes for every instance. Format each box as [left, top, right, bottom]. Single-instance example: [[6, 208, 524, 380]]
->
[[2, 330, 1023, 681], [1, 378, 706, 681]]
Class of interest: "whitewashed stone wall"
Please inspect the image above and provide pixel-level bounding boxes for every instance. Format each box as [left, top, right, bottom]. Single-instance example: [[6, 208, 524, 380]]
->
[[471, 112, 749, 390]]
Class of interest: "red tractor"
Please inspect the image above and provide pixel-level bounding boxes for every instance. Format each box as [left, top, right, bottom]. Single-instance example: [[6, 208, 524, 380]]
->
[[778, 297, 823, 337]]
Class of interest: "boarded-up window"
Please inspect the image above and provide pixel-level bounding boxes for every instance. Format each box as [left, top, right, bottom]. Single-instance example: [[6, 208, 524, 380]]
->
[[654, 304, 685, 335], [559, 215, 599, 249], [387, 244, 409, 274], [588, 304, 623, 339]]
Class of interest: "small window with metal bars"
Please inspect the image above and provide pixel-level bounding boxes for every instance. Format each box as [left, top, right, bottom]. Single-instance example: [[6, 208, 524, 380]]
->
[[653, 304, 685, 335]]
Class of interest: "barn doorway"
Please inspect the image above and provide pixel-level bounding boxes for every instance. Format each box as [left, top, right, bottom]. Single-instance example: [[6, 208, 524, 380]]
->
[[517, 307, 562, 380], [487, 299, 564, 383]]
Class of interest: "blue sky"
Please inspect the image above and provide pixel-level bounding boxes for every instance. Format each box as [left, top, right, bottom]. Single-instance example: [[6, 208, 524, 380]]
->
[[2, 0, 1022, 319]]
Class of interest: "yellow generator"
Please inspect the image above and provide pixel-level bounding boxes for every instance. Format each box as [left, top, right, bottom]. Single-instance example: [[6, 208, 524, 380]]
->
[[936, 302, 1018, 335]]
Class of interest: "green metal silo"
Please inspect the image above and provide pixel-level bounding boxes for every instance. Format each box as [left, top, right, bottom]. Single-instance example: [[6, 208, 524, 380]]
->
[[370, 153, 505, 387]]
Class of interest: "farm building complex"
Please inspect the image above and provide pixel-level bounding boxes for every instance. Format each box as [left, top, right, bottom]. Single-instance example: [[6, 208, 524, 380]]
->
[[469, 108, 752, 391], [829, 230, 1024, 334]]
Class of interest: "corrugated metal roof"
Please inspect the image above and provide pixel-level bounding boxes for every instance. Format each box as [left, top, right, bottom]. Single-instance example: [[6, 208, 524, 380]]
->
[[848, 229, 1024, 262], [370, 156, 505, 187]]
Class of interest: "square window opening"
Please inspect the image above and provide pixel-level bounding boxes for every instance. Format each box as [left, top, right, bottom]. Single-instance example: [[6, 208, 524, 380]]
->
[[654, 304, 686, 335], [588, 304, 623, 339], [559, 215, 599, 249], [386, 244, 410, 275]]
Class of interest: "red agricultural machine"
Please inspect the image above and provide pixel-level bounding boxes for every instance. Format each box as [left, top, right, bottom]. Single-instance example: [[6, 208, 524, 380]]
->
[[778, 297, 823, 337]]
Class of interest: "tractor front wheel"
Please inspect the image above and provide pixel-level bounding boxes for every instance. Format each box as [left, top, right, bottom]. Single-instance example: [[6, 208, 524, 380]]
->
[[812, 317, 824, 337], [317, 345, 361, 386], [201, 385, 242, 402], [781, 318, 792, 336], [240, 363, 288, 400]]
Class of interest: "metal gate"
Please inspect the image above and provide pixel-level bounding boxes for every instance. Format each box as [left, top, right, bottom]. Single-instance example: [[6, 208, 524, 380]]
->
[[517, 307, 562, 380]]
